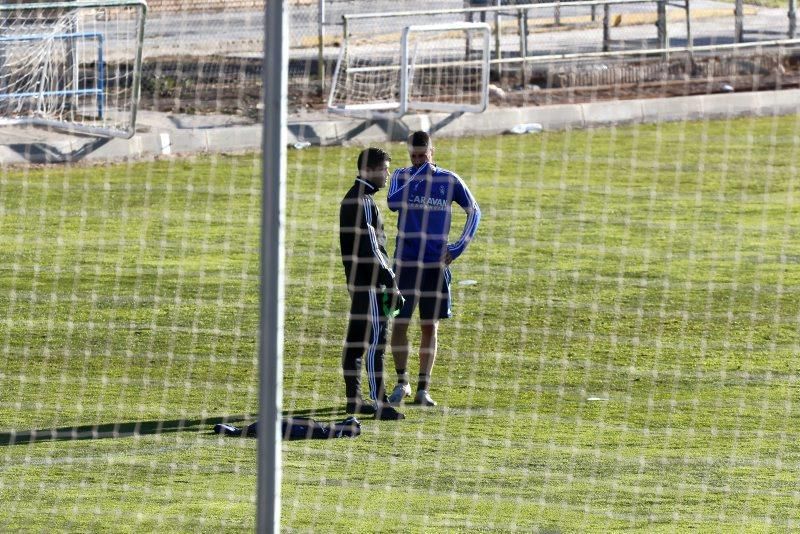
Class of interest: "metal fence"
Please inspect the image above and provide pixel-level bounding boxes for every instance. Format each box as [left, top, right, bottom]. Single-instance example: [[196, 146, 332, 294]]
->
[[331, 0, 800, 87], [336, 0, 799, 56]]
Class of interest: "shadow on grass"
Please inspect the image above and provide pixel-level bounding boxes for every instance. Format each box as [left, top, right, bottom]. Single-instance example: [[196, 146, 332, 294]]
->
[[8, 137, 111, 164], [0, 406, 345, 446], [282, 406, 343, 419]]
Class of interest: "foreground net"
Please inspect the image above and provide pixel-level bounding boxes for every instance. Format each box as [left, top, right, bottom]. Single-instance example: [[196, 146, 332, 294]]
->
[[0, 0, 799, 531]]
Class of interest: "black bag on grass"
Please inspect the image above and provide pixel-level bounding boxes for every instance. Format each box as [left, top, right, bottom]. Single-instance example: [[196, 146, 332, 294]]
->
[[213, 416, 361, 440]]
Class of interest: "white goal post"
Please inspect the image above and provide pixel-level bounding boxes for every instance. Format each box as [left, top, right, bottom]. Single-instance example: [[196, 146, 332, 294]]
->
[[0, 0, 147, 139], [328, 22, 491, 119]]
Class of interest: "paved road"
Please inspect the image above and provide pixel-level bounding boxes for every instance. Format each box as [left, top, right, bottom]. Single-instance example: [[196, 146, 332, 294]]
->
[[138, 1, 797, 60], [142, 1, 468, 57]]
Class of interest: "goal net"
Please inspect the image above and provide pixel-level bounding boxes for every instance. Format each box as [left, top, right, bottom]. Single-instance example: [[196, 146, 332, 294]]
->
[[0, 0, 147, 138], [328, 22, 490, 118]]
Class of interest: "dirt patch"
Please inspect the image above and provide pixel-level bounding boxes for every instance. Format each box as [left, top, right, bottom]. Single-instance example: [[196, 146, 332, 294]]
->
[[133, 51, 800, 117]]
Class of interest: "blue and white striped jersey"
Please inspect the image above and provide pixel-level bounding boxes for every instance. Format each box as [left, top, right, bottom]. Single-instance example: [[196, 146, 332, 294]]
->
[[387, 162, 481, 263]]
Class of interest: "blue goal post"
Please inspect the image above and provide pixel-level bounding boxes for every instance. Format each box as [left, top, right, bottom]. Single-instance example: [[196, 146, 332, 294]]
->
[[0, 31, 106, 120], [0, 0, 146, 139]]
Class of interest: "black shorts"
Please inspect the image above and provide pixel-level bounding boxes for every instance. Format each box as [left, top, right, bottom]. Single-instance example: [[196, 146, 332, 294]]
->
[[394, 261, 452, 321]]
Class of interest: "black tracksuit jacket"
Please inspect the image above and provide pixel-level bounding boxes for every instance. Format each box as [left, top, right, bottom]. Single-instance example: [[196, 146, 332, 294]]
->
[[339, 178, 396, 295]]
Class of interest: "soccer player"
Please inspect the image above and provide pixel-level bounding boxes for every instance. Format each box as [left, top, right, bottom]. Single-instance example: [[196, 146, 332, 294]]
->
[[339, 147, 406, 421], [386, 131, 481, 406]]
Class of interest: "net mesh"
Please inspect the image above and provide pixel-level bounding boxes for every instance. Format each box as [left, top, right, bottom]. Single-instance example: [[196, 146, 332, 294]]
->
[[1, 0, 799, 532], [328, 23, 490, 116], [405, 24, 489, 112], [328, 46, 402, 112], [0, 10, 80, 119]]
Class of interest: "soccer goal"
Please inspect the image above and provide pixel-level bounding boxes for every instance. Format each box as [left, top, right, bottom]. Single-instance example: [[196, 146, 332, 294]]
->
[[328, 22, 491, 119], [0, 0, 147, 139]]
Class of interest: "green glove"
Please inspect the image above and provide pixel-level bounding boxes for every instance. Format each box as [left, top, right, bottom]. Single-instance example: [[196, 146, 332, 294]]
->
[[381, 290, 405, 318]]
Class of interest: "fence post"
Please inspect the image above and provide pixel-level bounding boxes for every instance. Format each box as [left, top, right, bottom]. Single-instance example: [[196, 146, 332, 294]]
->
[[734, 0, 744, 42], [656, 0, 668, 49], [790, 0, 797, 38], [684, 0, 692, 48], [343, 15, 348, 53], [518, 8, 529, 85], [555, 0, 561, 26], [494, 0, 502, 80], [318, 0, 325, 93], [602, 4, 610, 52]]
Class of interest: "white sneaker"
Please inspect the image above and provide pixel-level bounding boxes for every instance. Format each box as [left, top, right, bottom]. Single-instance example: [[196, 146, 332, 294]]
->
[[387, 383, 412, 406], [414, 390, 437, 407]]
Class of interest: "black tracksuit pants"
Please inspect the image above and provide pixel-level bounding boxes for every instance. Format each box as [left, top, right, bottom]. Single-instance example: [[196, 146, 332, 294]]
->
[[343, 288, 388, 403]]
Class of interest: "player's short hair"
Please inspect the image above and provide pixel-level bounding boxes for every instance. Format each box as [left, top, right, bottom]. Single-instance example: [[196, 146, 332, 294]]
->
[[357, 147, 391, 172], [408, 131, 432, 149]]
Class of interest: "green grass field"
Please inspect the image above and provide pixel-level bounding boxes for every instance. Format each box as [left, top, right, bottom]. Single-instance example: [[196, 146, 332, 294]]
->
[[1, 115, 799, 532]]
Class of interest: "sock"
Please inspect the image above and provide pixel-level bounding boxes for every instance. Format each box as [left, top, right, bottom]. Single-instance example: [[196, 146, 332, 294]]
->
[[417, 373, 429, 393], [397, 368, 408, 385]]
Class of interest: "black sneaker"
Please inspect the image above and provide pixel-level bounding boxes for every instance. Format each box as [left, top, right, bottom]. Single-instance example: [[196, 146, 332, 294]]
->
[[345, 400, 377, 415], [375, 405, 405, 421]]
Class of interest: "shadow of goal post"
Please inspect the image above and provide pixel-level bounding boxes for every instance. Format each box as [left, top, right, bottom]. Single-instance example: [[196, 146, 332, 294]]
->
[[0, 0, 146, 139]]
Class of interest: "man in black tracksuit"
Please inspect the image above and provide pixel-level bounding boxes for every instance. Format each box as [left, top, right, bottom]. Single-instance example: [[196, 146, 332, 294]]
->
[[339, 147, 405, 421]]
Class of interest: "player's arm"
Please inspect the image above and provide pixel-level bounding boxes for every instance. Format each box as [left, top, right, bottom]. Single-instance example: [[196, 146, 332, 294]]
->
[[357, 197, 397, 290], [339, 196, 363, 288], [386, 168, 407, 212], [446, 177, 481, 263], [360, 199, 404, 314]]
